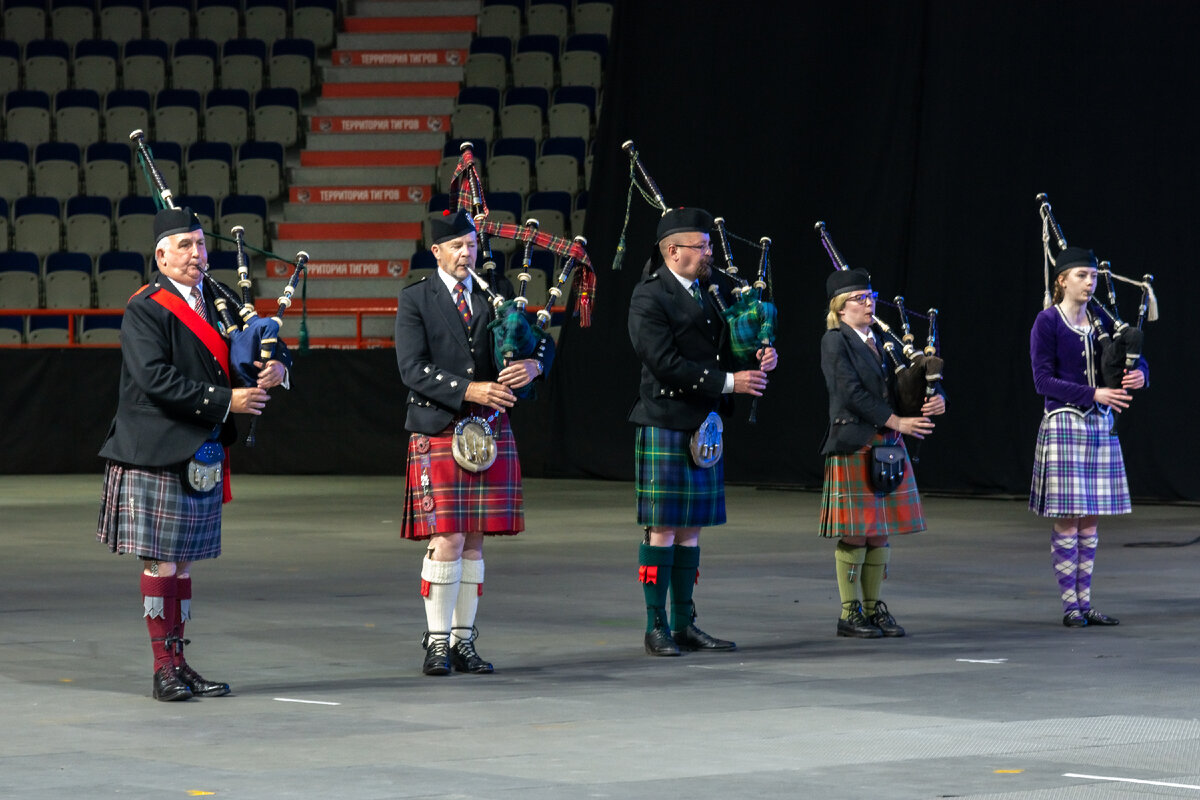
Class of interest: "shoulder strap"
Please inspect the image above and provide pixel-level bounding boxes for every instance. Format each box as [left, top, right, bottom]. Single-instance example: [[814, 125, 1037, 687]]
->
[[148, 287, 231, 383]]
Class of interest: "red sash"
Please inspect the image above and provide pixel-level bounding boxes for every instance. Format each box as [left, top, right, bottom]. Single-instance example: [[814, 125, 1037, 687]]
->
[[148, 286, 235, 503]]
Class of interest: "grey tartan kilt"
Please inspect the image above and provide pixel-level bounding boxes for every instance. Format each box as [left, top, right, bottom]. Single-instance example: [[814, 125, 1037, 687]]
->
[[1029, 407, 1131, 518], [96, 461, 223, 561]]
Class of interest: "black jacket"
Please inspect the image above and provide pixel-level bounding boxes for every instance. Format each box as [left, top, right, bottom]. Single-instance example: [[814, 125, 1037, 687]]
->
[[818, 322, 896, 455], [394, 272, 553, 434], [627, 264, 738, 430]]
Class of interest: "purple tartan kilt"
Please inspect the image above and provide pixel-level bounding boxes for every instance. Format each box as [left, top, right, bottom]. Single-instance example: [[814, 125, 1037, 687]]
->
[[400, 413, 524, 540], [96, 461, 223, 561], [635, 426, 726, 528], [818, 430, 925, 538], [1030, 407, 1131, 518]]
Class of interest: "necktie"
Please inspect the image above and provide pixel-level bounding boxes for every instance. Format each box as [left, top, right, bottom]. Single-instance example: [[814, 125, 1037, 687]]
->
[[191, 286, 208, 322], [865, 335, 882, 364], [454, 282, 471, 325], [690, 281, 704, 308]]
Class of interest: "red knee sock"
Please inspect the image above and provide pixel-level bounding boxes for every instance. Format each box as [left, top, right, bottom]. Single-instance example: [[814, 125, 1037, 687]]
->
[[141, 574, 178, 672]]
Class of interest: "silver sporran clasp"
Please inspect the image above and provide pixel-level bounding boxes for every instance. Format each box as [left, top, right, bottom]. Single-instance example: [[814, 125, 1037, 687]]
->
[[452, 416, 498, 473], [689, 411, 724, 469], [185, 439, 224, 493]]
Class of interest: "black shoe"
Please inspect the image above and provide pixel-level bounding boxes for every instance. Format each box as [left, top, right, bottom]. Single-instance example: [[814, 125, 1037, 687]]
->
[[644, 626, 681, 656], [176, 663, 231, 697], [450, 639, 494, 674], [152, 665, 193, 701], [1083, 609, 1119, 626], [837, 602, 883, 638], [422, 635, 452, 676], [1063, 611, 1088, 628], [867, 601, 906, 637], [673, 624, 737, 651]]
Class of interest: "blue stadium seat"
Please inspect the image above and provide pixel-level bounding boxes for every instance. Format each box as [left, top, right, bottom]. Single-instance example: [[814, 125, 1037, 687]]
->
[[104, 89, 152, 142], [122, 38, 170, 94], [116, 195, 158, 252], [458, 86, 502, 114], [222, 38, 268, 93], [236, 141, 284, 201], [24, 38, 71, 94], [172, 37, 220, 95], [50, 0, 96, 48], [493, 137, 537, 165], [43, 251, 94, 309], [470, 36, 513, 62], [84, 142, 131, 201], [27, 314, 74, 344], [73, 39, 120, 95], [253, 87, 301, 147], [5, 90, 53, 147], [99, 0, 145, 46], [54, 88, 102, 149], [64, 195, 114, 257], [155, 88, 203, 147], [269, 38, 316, 95], [0, 142, 32, 200], [0, 250, 41, 311], [186, 141, 234, 202], [204, 88, 251, 147]]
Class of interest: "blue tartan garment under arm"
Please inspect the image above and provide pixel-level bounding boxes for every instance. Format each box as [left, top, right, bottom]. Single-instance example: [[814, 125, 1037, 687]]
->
[[635, 427, 726, 528]]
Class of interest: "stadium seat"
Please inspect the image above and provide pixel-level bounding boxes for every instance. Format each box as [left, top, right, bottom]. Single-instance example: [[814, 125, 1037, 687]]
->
[[104, 90, 152, 143], [244, 0, 288, 47], [3, 0, 48, 49], [512, 35, 557, 92], [204, 88, 251, 147], [465, 36, 511, 93], [147, 0, 191, 47], [561, 34, 607, 90], [293, 0, 338, 51], [132, 141, 182, 201], [73, 39, 120, 95], [154, 88, 202, 147], [236, 141, 283, 201], [64, 195, 114, 257], [204, 249, 239, 288], [99, 0, 144, 46], [27, 314, 73, 344], [501, 86, 548, 143], [0, 40, 19, 96], [50, 0, 95, 48], [14, 197, 64, 257], [172, 38, 219, 95], [571, 190, 587, 237], [0, 143, 32, 201], [122, 39, 170, 95], [548, 86, 596, 139], [116, 195, 158, 252], [33, 142, 82, 202], [219, 194, 268, 252], [24, 38, 71, 95], [479, 1, 521, 40], [269, 38, 316, 95], [488, 137, 536, 195], [0, 316, 24, 344], [524, 190, 570, 237], [573, 2, 614, 37], [5, 90, 53, 148], [185, 141, 234, 202], [54, 89, 102, 149], [195, 0, 241, 46], [484, 191, 522, 253], [222, 38, 267, 93], [96, 251, 147, 309], [43, 251, 94, 309], [84, 142, 132, 202], [526, 0, 568, 42], [536, 136, 585, 193], [0, 251, 41, 310], [254, 87, 301, 147], [80, 314, 124, 344]]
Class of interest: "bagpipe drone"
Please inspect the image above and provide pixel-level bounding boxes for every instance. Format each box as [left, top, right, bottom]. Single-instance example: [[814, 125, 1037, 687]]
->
[[1036, 192, 1156, 433], [448, 141, 596, 400], [618, 139, 778, 424], [131, 129, 307, 446], [814, 221, 944, 433]]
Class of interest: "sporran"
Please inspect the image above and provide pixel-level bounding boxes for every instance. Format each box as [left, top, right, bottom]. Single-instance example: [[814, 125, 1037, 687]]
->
[[689, 411, 724, 469]]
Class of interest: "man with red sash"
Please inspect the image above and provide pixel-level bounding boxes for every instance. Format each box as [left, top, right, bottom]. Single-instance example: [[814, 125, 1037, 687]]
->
[[395, 210, 553, 676], [97, 207, 289, 701]]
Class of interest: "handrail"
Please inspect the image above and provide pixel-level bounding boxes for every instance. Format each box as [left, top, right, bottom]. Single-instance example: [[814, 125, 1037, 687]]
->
[[0, 300, 569, 350]]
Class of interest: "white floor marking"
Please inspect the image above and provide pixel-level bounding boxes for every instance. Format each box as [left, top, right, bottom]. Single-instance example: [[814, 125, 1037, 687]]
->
[[1064, 773, 1200, 791], [273, 697, 341, 706]]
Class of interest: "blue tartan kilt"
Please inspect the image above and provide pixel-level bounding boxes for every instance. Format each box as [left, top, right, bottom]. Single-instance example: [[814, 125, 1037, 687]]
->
[[1030, 407, 1131, 518], [96, 461, 223, 561], [635, 426, 726, 528]]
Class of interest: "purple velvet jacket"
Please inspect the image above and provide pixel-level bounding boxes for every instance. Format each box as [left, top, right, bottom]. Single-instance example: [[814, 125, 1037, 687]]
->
[[1029, 306, 1149, 413]]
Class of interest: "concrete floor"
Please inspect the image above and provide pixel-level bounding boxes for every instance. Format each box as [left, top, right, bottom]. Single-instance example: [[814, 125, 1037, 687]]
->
[[2, 475, 1200, 799]]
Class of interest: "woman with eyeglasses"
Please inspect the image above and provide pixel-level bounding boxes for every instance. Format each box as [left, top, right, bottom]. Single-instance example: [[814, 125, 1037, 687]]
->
[[1029, 246, 1146, 629], [817, 268, 946, 638]]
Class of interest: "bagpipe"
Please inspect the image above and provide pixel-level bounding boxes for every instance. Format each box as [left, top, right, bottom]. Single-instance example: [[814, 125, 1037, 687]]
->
[[1037, 192, 1156, 433], [814, 221, 944, 423], [618, 139, 778, 423], [449, 141, 596, 399], [131, 129, 307, 446]]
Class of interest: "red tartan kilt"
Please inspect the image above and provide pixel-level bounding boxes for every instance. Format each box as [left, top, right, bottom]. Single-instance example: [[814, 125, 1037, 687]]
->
[[400, 413, 524, 540], [818, 431, 925, 538]]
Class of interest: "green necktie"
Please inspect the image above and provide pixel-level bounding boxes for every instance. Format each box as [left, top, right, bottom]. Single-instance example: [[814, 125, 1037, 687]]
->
[[690, 281, 704, 308]]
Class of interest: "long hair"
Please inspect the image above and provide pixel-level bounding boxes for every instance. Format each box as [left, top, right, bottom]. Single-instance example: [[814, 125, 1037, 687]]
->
[[826, 293, 851, 330]]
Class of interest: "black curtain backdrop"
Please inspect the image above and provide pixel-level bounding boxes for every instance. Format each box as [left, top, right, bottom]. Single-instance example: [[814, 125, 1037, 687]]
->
[[4, 1, 1198, 500]]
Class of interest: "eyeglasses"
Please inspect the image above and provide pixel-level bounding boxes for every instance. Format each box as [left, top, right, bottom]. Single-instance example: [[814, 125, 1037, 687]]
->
[[846, 292, 878, 305], [673, 242, 712, 252]]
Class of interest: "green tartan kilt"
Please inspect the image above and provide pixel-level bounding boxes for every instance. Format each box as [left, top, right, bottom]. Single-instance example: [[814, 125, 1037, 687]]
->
[[818, 431, 925, 538], [635, 426, 726, 528]]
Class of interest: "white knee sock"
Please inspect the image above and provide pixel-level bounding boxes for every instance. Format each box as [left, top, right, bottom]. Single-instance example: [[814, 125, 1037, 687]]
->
[[452, 558, 484, 645], [421, 556, 462, 642]]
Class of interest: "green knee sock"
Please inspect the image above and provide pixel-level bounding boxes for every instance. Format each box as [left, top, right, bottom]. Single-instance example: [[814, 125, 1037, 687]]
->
[[834, 541, 867, 619], [861, 544, 891, 615], [670, 544, 701, 632], [638, 543, 674, 632]]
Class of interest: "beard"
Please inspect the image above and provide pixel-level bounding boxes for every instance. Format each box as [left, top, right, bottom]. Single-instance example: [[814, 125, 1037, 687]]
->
[[696, 259, 712, 280]]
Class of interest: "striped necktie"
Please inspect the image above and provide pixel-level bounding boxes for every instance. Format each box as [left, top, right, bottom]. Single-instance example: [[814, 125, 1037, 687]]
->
[[454, 281, 471, 325], [689, 281, 704, 308], [191, 286, 208, 322]]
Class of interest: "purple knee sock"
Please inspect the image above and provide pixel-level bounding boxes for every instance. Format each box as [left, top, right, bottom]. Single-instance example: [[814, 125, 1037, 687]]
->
[[1076, 534, 1098, 612], [1051, 533, 1080, 616]]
